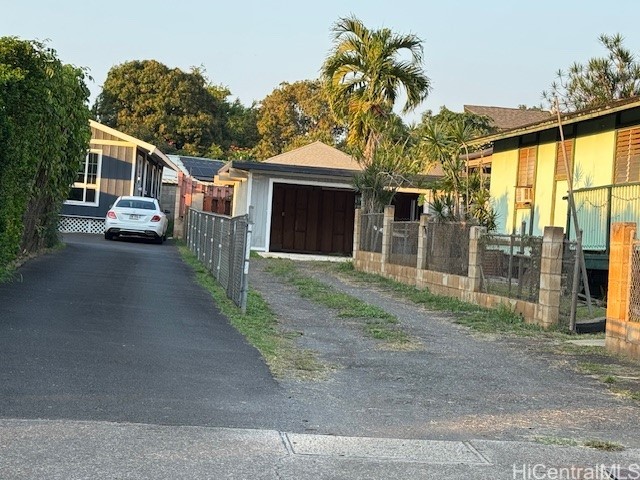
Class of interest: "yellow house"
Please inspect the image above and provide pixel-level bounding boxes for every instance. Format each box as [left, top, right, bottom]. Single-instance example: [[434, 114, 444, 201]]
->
[[473, 97, 640, 269]]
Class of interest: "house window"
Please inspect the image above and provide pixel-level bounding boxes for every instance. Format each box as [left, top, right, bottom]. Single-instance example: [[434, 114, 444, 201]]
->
[[66, 150, 101, 205], [614, 127, 640, 184], [517, 146, 536, 187], [555, 139, 574, 181], [516, 146, 536, 208]]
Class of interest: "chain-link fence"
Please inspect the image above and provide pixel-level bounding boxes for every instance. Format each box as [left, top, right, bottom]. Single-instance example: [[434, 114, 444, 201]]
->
[[423, 221, 472, 276], [185, 209, 251, 311], [629, 242, 640, 322], [388, 221, 419, 267], [360, 213, 384, 253], [559, 239, 577, 325], [479, 233, 542, 302]]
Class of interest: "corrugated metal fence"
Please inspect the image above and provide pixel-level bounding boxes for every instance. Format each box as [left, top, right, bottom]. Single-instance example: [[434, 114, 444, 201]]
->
[[573, 183, 640, 250], [185, 208, 251, 311]]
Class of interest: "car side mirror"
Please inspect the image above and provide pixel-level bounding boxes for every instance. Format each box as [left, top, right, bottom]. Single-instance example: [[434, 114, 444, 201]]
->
[[164, 209, 171, 214]]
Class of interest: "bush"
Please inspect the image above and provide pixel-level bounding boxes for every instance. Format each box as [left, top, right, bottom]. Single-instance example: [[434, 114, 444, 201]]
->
[[0, 37, 90, 271]]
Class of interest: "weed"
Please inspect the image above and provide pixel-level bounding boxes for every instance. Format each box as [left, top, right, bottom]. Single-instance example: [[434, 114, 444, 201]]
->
[[611, 388, 640, 401], [328, 263, 543, 336], [265, 259, 411, 345], [533, 436, 579, 447], [577, 362, 610, 375], [583, 440, 625, 451], [178, 244, 328, 380]]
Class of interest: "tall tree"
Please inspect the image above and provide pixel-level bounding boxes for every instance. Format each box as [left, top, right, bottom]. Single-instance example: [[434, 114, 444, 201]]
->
[[321, 15, 430, 165], [208, 84, 259, 158], [543, 33, 640, 112], [254, 80, 343, 159], [417, 107, 497, 228], [93, 61, 226, 156]]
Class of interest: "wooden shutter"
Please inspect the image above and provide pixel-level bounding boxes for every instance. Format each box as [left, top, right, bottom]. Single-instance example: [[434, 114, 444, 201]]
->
[[517, 147, 536, 186], [555, 139, 573, 181], [614, 127, 640, 184]]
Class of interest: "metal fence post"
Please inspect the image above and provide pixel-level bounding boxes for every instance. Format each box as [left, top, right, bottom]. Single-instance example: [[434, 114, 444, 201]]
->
[[240, 208, 254, 313]]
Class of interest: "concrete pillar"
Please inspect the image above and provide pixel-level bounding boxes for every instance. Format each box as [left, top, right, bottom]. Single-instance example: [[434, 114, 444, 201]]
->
[[536, 226, 564, 327], [381, 205, 395, 273], [192, 192, 204, 211], [468, 226, 487, 292], [416, 214, 429, 270], [607, 223, 636, 323], [353, 208, 362, 259]]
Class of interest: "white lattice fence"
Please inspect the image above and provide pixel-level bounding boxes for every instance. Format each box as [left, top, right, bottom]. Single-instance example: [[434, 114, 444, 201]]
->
[[58, 216, 105, 234]]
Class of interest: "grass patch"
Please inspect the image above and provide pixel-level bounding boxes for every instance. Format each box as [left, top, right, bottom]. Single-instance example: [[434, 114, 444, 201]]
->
[[533, 436, 579, 447], [331, 261, 544, 336], [178, 244, 327, 380], [577, 362, 611, 375], [583, 439, 625, 452], [611, 388, 640, 401], [535, 436, 625, 451], [265, 259, 411, 345]]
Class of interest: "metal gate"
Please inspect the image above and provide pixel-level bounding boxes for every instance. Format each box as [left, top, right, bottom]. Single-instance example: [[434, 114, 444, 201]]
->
[[185, 209, 252, 311]]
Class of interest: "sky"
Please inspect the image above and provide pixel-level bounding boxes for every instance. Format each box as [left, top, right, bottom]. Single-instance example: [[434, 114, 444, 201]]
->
[[2, 0, 640, 124]]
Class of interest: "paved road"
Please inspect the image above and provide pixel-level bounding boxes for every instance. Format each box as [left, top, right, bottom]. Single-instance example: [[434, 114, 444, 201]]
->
[[3, 239, 640, 478], [0, 234, 302, 430]]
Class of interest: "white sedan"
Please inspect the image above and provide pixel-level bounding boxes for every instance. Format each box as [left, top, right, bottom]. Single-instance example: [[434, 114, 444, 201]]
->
[[104, 196, 169, 244]]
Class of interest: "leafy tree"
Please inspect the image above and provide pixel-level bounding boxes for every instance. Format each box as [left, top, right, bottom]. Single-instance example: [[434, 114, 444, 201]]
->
[[321, 15, 430, 212], [543, 33, 640, 112], [417, 107, 497, 228], [208, 84, 259, 158], [0, 37, 91, 269], [224, 98, 259, 157], [353, 136, 426, 213], [253, 80, 343, 159], [94, 61, 228, 156]]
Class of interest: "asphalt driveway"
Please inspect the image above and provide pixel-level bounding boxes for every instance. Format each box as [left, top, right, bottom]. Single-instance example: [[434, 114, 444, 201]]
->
[[0, 234, 302, 429]]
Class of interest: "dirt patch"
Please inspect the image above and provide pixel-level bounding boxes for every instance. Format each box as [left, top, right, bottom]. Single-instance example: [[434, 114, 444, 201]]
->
[[248, 258, 640, 447]]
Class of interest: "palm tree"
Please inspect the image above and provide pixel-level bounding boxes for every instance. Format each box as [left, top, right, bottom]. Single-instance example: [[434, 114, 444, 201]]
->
[[322, 16, 430, 166]]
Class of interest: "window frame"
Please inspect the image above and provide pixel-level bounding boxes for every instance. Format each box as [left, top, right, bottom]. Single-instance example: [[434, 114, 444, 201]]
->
[[515, 146, 537, 209], [65, 149, 102, 207], [613, 126, 640, 185], [554, 138, 574, 181]]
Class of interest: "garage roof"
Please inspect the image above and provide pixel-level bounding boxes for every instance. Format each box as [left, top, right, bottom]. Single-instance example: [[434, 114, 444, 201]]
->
[[263, 141, 362, 170]]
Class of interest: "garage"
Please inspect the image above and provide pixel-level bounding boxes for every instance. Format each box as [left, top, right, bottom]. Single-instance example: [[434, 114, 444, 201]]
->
[[269, 183, 355, 255]]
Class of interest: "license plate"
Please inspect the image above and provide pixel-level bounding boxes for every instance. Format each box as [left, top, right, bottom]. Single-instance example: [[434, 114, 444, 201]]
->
[[129, 214, 140, 220]]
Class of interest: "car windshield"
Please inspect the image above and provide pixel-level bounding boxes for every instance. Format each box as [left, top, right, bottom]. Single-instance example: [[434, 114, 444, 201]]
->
[[116, 199, 156, 210]]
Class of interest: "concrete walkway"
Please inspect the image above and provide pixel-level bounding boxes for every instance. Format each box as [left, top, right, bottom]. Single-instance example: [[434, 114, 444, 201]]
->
[[2, 419, 639, 479]]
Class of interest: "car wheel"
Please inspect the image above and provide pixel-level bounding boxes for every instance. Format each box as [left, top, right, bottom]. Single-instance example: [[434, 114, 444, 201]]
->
[[104, 232, 113, 240], [154, 235, 163, 245]]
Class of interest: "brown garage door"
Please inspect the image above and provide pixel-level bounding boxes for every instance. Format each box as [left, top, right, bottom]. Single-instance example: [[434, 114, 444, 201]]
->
[[269, 184, 355, 255]]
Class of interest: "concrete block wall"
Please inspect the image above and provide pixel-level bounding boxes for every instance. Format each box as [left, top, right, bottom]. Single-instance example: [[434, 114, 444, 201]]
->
[[352, 208, 562, 328], [606, 222, 640, 360]]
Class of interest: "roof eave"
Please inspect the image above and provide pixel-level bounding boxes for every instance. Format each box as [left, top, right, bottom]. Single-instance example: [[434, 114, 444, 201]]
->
[[221, 160, 359, 179], [90, 120, 177, 171], [470, 98, 640, 146]]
